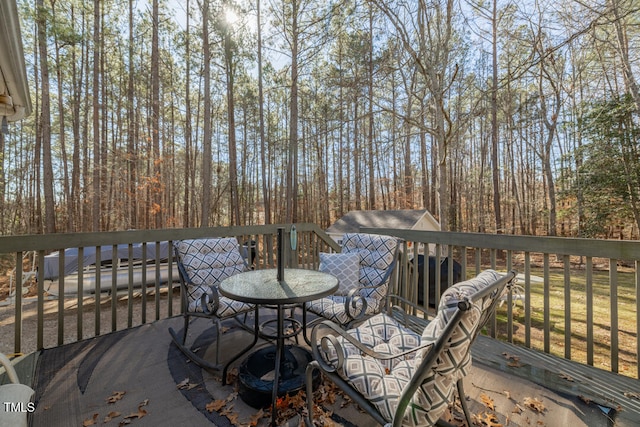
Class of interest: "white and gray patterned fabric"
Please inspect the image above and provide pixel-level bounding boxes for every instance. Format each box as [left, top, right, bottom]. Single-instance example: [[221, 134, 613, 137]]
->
[[307, 233, 399, 325], [175, 238, 252, 317], [319, 270, 504, 426], [319, 252, 360, 295]]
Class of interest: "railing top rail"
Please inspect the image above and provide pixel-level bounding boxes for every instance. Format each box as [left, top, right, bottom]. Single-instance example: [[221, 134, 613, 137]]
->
[[0, 223, 337, 253], [361, 228, 640, 260]]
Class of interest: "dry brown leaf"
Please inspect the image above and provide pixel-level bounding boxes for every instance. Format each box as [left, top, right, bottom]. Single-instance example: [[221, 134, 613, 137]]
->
[[523, 397, 545, 413], [481, 393, 496, 411], [624, 391, 640, 400], [123, 407, 147, 420], [512, 403, 525, 414], [503, 390, 512, 400], [82, 413, 99, 426], [104, 411, 121, 422], [206, 399, 227, 412], [482, 412, 504, 427], [226, 368, 239, 385], [502, 352, 523, 368], [220, 404, 239, 425], [248, 408, 265, 426], [176, 378, 191, 389], [559, 373, 574, 382], [106, 391, 126, 404], [578, 395, 592, 405]]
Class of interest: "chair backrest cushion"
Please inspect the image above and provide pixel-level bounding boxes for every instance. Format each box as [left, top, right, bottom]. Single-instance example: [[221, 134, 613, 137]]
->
[[406, 269, 505, 425], [175, 238, 246, 311], [319, 252, 361, 295], [341, 233, 398, 301]]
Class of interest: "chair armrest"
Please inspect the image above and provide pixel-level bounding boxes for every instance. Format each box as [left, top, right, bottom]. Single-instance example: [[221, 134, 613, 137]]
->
[[387, 294, 433, 333], [310, 320, 434, 373], [0, 353, 20, 384], [343, 287, 368, 321]]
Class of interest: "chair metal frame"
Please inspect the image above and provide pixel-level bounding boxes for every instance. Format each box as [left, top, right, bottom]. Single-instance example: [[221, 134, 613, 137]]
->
[[305, 270, 517, 427], [168, 238, 259, 381], [303, 233, 401, 342]]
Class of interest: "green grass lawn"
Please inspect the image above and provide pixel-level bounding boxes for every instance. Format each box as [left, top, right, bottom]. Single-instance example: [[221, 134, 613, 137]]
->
[[492, 265, 638, 379]]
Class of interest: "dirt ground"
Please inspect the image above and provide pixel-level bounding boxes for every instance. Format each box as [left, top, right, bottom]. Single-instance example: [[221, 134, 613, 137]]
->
[[0, 288, 182, 356]]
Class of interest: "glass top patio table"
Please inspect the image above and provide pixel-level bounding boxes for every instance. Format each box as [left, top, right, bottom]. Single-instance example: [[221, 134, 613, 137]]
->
[[219, 268, 338, 426], [218, 268, 338, 305]]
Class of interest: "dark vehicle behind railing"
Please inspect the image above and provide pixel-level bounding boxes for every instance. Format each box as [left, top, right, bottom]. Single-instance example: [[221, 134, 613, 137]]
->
[[0, 224, 638, 379]]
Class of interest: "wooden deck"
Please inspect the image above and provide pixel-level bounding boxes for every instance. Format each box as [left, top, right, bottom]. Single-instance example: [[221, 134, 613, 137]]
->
[[7, 312, 640, 427]]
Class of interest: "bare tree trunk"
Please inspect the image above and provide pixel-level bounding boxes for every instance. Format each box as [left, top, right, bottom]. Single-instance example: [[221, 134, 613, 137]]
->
[[257, 0, 271, 225], [36, 0, 56, 233], [491, 0, 502, 233], [224, 20, 240, 226], [609, 0, 640, 112], [127, 0, 137, 229], [150, 0, 162, 228], [286, 0, 300, 223], [367, 5, 376, 210], [183, 0, 192, 228], [201, 0, 212, 227], [91, 0, 101, 231]]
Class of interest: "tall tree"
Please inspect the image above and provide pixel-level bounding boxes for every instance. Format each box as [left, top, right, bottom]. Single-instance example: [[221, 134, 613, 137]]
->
[[36, 0, 55, 233], [201, 0, 213, 227], [91, 0, 101, 231]]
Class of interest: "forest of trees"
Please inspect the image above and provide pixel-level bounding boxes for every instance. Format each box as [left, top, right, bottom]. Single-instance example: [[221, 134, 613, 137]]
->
[[1, 0, 639, 238]]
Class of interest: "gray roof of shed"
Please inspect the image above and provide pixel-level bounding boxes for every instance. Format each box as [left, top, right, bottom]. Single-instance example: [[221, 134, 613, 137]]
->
[[326, 209, 436, 234]]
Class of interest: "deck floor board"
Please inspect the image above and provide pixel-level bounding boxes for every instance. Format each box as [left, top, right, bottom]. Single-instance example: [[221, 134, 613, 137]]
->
[[21, 314, 637, 426]]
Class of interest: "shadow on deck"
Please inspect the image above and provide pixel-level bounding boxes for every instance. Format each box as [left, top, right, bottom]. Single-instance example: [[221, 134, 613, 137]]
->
[[13, 312, 640, 427]]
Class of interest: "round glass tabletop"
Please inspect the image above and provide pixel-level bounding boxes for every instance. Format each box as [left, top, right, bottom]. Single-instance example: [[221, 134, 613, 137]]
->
[[219, 268, 338, 305]]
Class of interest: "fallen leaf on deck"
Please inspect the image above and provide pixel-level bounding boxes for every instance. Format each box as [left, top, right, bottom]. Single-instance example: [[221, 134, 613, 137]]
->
[[177, 378, 199, 390], [523, 397, 545, 413], [578, 395, 592, 405], [82, 413, 99, 426], [482, 411, 503, 427], [481, 393, 495, 411], [624, 391, 640, 400], [226, 367, 239, 385], [503, 390, 512, 400], [248, 408, 265, 426], [106, 391, 126, 404], [512, 403, 524, 414], [220, 404, 239, 424], [104, 411, 121, 422], [123, 407, 147, 421], [503, 352, 523, 368], [559, 373, 574, 382], [206, 399, 227, 412]]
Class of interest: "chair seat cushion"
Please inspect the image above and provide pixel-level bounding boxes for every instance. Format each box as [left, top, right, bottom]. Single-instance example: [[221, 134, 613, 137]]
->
[[319, 313, 422, 372], [306, 295, 382, 325], [323, 272, 504, 426]]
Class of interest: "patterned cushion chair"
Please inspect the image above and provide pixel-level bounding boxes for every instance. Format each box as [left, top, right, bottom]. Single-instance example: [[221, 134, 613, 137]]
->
[[305, 269, 517, 427], [305, 233, 400, 330], [169, 238, 257, 375], [0, 353, 34, 427]]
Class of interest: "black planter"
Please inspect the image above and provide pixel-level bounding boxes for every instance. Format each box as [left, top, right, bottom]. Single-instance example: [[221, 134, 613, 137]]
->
[[238, 344, 319, 409]]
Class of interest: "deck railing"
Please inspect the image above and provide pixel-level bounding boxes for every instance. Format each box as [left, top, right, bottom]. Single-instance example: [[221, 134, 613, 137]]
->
[[0, 224, 338, 356], [1, 225, 638, 379], [364, 227, 639, 379]]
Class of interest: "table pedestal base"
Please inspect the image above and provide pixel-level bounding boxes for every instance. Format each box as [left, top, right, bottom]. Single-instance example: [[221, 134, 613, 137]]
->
[[238, 345, 320, 409]]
